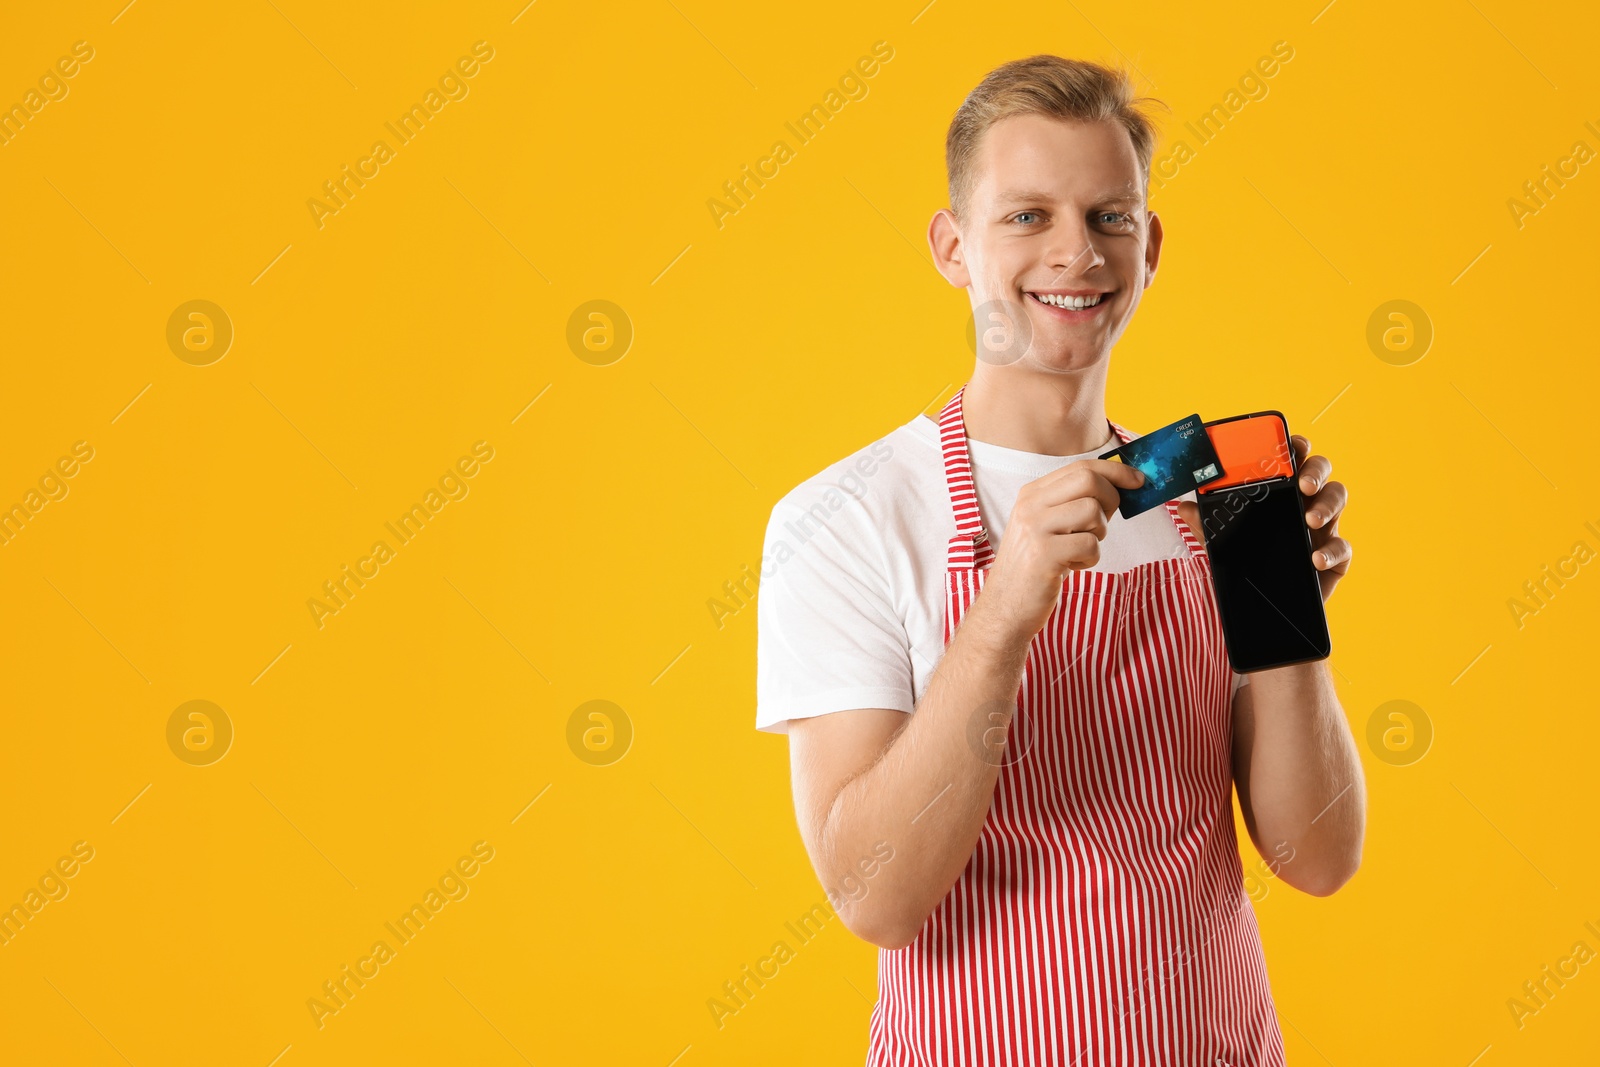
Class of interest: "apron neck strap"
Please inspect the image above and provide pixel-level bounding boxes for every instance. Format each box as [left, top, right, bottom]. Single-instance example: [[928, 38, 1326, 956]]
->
[[938, 386, 988, 561]]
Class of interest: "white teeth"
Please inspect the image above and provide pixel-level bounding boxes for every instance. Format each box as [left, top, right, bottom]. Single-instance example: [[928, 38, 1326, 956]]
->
[[1033, 292, 1103, 309]]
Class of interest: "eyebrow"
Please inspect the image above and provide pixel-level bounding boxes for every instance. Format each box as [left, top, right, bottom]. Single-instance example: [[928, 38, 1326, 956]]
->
[[996, 188, 1143, 206]]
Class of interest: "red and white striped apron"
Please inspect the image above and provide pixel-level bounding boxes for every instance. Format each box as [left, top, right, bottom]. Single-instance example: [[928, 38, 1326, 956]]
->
[[866, 385, 1286, 1066]]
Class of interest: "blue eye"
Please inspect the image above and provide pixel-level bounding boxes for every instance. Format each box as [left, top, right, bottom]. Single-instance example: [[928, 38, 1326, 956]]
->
[[1014, 212, 1039, 224]]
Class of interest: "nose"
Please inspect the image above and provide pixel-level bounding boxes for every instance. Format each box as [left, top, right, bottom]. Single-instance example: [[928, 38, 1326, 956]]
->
[[1045, 220, 1105, 283]]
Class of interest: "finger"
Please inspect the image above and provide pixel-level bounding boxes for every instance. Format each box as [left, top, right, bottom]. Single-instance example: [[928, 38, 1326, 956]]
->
[[1298, 454, 1331, 496], [1032, 460, 1138, 516], [1059, 532, 1103, 570], [1037, 498, 1108, 540], [1304, 480, 1347, 529], [1086, 458, 1147, 490], [1089, 476, 1125, 521], [1312, 536, 1352, 571], [1291, 434, 1311, 466], [1088, 462, 1148, 525], [1032, 458, 1145, 496]]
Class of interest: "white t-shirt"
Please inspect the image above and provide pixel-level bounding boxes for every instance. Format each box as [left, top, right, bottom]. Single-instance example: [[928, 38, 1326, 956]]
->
[[755, 411, 1248, 734]]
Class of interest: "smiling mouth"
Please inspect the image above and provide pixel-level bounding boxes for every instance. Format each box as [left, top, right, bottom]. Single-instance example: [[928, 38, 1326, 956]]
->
[[1026, 290, 1112, 310]]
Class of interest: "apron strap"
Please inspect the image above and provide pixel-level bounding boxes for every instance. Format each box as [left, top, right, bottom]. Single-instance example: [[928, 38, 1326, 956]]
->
[[938, 386, 994, 570]]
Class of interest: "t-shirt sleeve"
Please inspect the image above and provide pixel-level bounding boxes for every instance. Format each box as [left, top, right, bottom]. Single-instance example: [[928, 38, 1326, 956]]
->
[[755, 496, 915, 735]]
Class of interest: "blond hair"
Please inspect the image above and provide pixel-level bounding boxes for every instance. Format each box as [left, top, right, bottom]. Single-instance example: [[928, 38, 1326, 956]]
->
[[945, 55, 1167, 219]]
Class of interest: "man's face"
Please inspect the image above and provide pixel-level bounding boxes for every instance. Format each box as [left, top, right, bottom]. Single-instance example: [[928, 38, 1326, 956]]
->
[[941, 113, 1161, 372]]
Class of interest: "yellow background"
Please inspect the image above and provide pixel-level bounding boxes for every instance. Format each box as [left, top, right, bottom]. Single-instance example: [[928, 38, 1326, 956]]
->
[[1, 0, 1596, 1063]]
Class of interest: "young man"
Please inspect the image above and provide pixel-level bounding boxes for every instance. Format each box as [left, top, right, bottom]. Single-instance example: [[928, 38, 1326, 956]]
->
[[755, 56, 1365, 1064]]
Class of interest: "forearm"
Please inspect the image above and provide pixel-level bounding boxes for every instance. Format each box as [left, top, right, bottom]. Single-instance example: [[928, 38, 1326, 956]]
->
[[820, 591, 1032, 948], [1236, 660, 1366, 895]]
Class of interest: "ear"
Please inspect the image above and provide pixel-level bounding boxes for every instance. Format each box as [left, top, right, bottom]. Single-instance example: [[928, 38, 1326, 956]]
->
[[1143, 209, 1164, 288], [929, 209, 971, 288]]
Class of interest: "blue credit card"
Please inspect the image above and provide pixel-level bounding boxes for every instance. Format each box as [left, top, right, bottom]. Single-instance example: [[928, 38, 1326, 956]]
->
[[1098, 413, 1226, 518]]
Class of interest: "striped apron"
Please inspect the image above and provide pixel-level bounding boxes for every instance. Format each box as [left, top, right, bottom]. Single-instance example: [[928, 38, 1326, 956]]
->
[[866, 385, 1286, 1066]]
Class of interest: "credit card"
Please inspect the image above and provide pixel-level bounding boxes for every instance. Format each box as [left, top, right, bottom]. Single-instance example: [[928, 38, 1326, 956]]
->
[[1098, 413, 1227, 518]]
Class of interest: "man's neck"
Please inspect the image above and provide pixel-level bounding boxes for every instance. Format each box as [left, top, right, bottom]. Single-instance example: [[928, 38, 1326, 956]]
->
[[953, 363, 1111, 456]]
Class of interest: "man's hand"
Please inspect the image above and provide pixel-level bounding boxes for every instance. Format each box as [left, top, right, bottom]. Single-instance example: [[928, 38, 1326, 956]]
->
[[1174, 434, 1351, 602], [1176, 433, 1365, 896], [985, 458, 1146, 642]]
